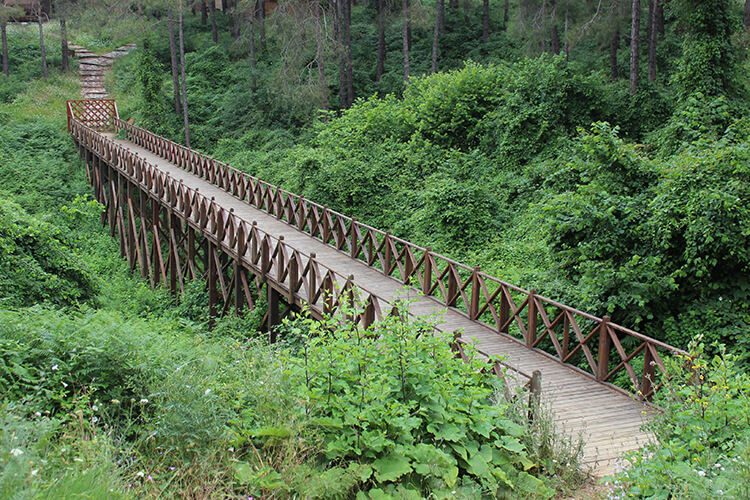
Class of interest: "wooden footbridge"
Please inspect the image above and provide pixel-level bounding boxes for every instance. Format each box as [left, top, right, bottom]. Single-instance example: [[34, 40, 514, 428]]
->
[[67, 99, 685, 476]]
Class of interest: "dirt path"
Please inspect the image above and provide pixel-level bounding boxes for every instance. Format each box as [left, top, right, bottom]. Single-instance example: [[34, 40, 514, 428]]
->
[[68, 43, 136, 99]]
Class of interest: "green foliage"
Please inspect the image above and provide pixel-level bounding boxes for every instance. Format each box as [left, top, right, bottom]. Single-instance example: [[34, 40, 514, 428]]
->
[[609, 341, 750, 499], [0, 199, 98, 308], [272, 304, 554, 498], [544, 122, 750, 345], [670, 0, 747, 100]]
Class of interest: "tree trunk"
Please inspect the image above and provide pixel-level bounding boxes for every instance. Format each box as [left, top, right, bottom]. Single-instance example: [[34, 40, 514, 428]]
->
[[336, 0, 346, 109], [376, 0, 386, 81], [227, 0, 239, 40], [201, 1, 207, 26], [744, 0, 750, 28], [38, 3, 47, 81], [482, 0, 489, 41], [449, 0, 457, 10], [403, 0, 410, 83], [208, 0, 218, 44], [630, 0, 640, 95], [1, 21, 8, 77], [314, 0, 327, 112], [432, 0, 442, 73], [60, 16, 69, 73], [656, 0, 664, 36], [439, 0, 445, 34], [179, 4, 191, 148], [249, 3, 256, 71], [259, 0, 266, 49], [504, 0, 509, 28], [551, 25, 560, 54], [168, 14, 181, 114], [540, 0, 547, 53], [610, 29, 619, 81], [648, 0, 657, 82], [344, 0, 353, 106]]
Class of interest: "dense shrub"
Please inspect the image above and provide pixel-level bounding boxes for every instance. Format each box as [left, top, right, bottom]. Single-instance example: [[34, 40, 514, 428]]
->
[[0, 200, 98, 307]]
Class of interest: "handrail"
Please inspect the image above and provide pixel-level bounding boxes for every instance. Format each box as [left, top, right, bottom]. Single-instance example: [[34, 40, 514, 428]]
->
[[70, 100, 686, 399]]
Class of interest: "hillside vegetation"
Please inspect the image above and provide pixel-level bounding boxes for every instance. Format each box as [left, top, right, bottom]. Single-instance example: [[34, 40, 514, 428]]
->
[[1, 0, 750, 498]]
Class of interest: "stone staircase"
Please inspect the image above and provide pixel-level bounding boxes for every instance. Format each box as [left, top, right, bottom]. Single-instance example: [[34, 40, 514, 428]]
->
[[68, 43, 136, 99]]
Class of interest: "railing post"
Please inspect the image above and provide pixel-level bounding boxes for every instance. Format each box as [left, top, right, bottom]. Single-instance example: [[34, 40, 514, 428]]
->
[[384, 231, 392, 275], [323, 206, 330, 243], [289, 253, 298, 302], [447, 265, 458, 308], [469, 267, 480, 320], [528, 370, 542, 423], [499, 285, 510, 333], [308, 252, 317, 305], [422, 247, 432, 295], [350, 217, 358, 259], [597, 316, 612, 381], [527, 289, 537, 348]]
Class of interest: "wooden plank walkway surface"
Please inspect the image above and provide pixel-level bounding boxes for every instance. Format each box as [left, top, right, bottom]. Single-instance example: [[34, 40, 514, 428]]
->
[[107, 134, 654, 476]]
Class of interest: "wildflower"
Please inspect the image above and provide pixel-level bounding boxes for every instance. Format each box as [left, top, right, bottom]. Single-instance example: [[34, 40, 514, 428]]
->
[[35, 411, 41, 417], [10, 448, 23, 457], [31, 469, 38, 476], [62, 381, 69, 388], [697, 470, 706, 477], [92, 405, 98, 411], [205, 388, 212, 395], [51, 364, 58, 371], [111, 399, 120, 404], [136, 471, 145, 478], [140, 398, 148, 404]]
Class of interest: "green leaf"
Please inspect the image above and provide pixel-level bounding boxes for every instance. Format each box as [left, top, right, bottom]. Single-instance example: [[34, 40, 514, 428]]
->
[[432, 422, 466, 442], [373, 454, 413, 482]]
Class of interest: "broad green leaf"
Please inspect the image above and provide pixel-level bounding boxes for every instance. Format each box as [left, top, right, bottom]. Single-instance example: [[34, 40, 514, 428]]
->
[[373, 454, 413, 482]]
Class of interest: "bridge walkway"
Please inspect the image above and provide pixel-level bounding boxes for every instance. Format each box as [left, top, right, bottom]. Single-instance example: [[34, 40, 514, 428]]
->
[[106, 134, 653, 476]]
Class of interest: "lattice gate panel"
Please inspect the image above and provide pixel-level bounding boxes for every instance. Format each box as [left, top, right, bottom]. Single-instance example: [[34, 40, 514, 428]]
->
[[67, 99, 119, 131]]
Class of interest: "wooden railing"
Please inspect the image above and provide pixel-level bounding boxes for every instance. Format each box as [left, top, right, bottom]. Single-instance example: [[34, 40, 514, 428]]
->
[[73, 106, 685, 399]]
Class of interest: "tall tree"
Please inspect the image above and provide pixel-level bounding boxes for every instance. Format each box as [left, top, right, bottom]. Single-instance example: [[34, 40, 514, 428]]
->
[[56, 0, 74, 73], [403, 0, 410, 82], [432, 0, 443, 72], [672, 0, 744, 99], [629, 0, 639, 95], [201, 0, 207, 24], [335, 0, 345, 108], [314, 0, 327, 111], [258, 0, 265, 49], [647, 0, 658, 81], [167, 12, 181, 114], [482, 0, 489, 41], [36, 0, 48, 81], [1, 3, 23, 77], [745, 0, 750, 28], [376, 0, 386, 80], [344, 0, 353, 106], [208, 0, 218, 43], [178, 0, 191, 147], [610, 29, 619, 81]]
